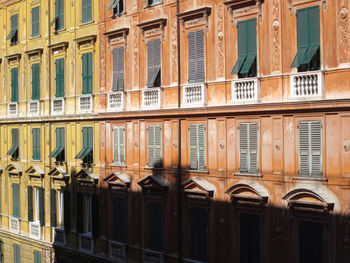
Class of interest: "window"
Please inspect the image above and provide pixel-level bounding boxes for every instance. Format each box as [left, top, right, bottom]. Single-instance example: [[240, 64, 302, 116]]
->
[[231, 19, 257, 78], [147, 39, 161, 88], [240, 214, 260, 263], [49, 128, 65, 162], [75, 127, 93, 164], [147, 125, 162, 168], [32, 63, 40, 100], [55, 0, 64, 30], [32, 128, 40, 161], [34, 250, 42, 263], [82, 52, 93, 94], [189, 124, 206, 171], [112, 197, 126, 242], [239, 122, 258, 174], [298, 121, 322, 177], [51, 189, 65, 228], [32, 6, 40, 37], [11, 67, 19, 102], [13, 244, 20, 263], [106, 0, 124, 15], [28, 186, 44, 225], [82, 0, 92, 23], [112, 47, 125, 91], [299, 221, 323, 263], [6, 14, 18, 44], [189, 207, 208, 262], [148, 0, 161, 6], [12, 183, 20, 218], [113, 126, 125, 165], [7, 129, 19, 159], [147, 202, 163, 252], [55, 58, 65, 97], [77, 193, 99, 236], [188, 29, 205, 83], [291, 6, 320, 72]]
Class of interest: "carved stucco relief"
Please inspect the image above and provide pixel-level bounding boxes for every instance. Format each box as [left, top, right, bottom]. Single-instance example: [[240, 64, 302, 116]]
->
[[171, 18, 178, 84], [272, 0, 281, 71], [133, 21, 139, 88], [101, 36, 106, 90], [339, 0, 350, 62], [216, 5, 225, 78]]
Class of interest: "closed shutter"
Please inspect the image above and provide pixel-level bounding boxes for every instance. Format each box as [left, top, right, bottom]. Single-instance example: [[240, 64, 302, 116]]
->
[[82, 52, 93, 94], [148, 126, 155, 167], [92, 195, 99, 237], [114, 126, 126, 165], [12, 183, 19, 218], [311, 121, 322, 176], [148, 203, 163, 252], [11, 68, 18, 102], [112, 47, 125, 91], [112, 48, 118, 91], [32, 128, 40, 160], [13, 244, 20, 263], [51, 189, 57, 227], [195, 29, 205, 83], [34, 250, 42, 263], [147, 40, 155, 87], [55, 58, 64, 97], [188, 31, 196, 83], [198, 124, 206, 171], [32, 6, 40, 37], [240, 19, 257, 75], [39, 187, 44, 226], [147, 39, 161, 88], [113, 197, 126, 242], [249, 123, 258, 174], [154, 125, 162, 168], [239, 123, 249, 173], [32, 63, 40, 100], [299, 122, 310, 176], [56, 128, 65, 162], [189, 124, 198, 170], [82, 0, 92, 23], [190, 207, 208, 262], [28, 186, 33, 222], [56, 0, 64, 30], [113, 127, 119, 163], [76, 192, 83, 233], [64, 190, 70, 232]]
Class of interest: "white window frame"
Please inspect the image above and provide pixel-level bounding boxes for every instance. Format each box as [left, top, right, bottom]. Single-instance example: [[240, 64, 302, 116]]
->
[[34, 187, 40, 223], [58, 190, 64, 228]]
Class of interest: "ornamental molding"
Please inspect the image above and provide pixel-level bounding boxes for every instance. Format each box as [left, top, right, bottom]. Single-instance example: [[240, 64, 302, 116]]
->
[[177, 7, 212, 33], [104, 28, 129, 48], [216, 4, 225, 78], [137, 18, 167, 42], [272, 0, 281, 71], [287, 0, 327, 13], [224, 0, 263, 24]]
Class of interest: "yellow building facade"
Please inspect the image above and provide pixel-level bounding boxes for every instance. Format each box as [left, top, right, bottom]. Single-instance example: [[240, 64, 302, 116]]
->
[[0, 0, 101, 262]]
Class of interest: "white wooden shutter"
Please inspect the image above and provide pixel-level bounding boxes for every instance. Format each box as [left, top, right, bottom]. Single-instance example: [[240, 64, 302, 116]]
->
[[189, 124, 198, 170], [154, 125, 162, 168], [113, 127, 119, 163], [147, 40, 155, 87], [239, 123, 249, 173], [299, 122, 310, 176], [248, 123, 258, 174]]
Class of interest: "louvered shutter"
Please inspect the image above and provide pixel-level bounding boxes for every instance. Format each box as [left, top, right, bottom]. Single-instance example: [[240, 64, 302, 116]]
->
[[58, 0, 64, 30], [117, 46, 124, 91], [51, 189, 57, 227], [39, 187, 44, 226], [32, 128, 40, 160], [112, 48, 118, 91], [32, 63, 40, 100], [152, 38, 161, 87], [82, 53, 88, 94], [11, 68, 18, 102], [56, 58, 64, 97], [309, 7, 320, 47], [249, 123, 258, 174], [11, 14, 18, 30], [119, 126, 125, 164], [87, 52, 93, 93], [64, 190, 70, 232], [13, 183, 19, 218], [28, 186, 33, 222], [239, 123, 249, 173], [188, 31, 196, 83], [189, 124, 198, 170], [195, 30, 205, 83], [34, 250, 42, 263], [113, 127, 119, 163], [299, 122, 310, 176], [32, 6, 40, 37], [76, 193, 83, 233], [154, 125, 162, 168], [92, 195, 99, 237], [13, 244, 20, 263], [147, 40, 155, 87], [148, 125, 155, 167], [82, 0, 92, 23], [198, 124, 206, 171], [311, 121, 322, 176]]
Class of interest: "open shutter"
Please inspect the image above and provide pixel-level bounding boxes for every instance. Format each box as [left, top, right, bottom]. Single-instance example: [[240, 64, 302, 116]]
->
[[28, 186, 33, 222], [152, 39, 161, 87], [64, 190, 70, 232], [291, 9, 308, 67], [147, 40, 155, 87], [195, 30, 205, 83], [39, 187, 44, 226], [299, 122, 310, 176], [311, 121, 322, 176], [59, 0, 64, 29], [189, 124, 198, 170], [148, 126, 155, 167], [232, 22, 247, 74], [117, 46, 125, 91], [76, 193, 83, 233], [92, 195, 99, 237], [154, 125, 162, 168], [51, 189, 57, 227], [239, 123, 248, 173], [119, 127, 125, 164], [188, 31, 196, 83], [240, 19, 257, 75], [198, 124, 206, 171], [248, 123, 258, 174]]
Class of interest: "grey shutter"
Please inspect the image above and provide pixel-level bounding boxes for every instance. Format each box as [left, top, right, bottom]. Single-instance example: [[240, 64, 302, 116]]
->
[[119, 126, 125, 164], [188, 31, 196, 83], [198, 124, 206, 171], [152, 39, 161, 87], [154, 125, 162, 168], [147, 40, 155, 87], [117, 46, 124, 91], [299, 122, 310, 176], [148, 126, 155, 167], [113, 127, 119, 163], [311, 121, 322, 176], [239, 123, 248, 173], [189, 124, 198, 170], [249, 123, 258, 174], [112, 48, 118, 91], [196, 29, 205, 83]]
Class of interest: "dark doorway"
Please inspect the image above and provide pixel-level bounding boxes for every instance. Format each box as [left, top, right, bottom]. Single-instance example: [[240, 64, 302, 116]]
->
[[240, 213, 260, 263], [299, 221, 323, 263]]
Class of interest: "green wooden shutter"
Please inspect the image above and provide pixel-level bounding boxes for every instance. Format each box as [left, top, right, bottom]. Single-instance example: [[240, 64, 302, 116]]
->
[[82, 0, 92, 23], [311, 121, 322, 176], [11, 68, 18, 102], [32, 128, 40, 160], [189, 124, 198, 170], [195, 30, 205, 83], [188, 31, 196, 83], [198, 124, 206, 171], [12, 183, 19, 218], [34, 250, 42, 263], [51, 189, 57, 227], [32, 6, 40, 37], [32, 63, 40, 100], [13, 244, 20, 263], [147, 125, 155, 167], [56, 0, 64, 30], [248, 123, 258, 174], [154, 125, 162, 168], [239, 123, 249, 173], [11, 14, 18, 30], [55, 58, 64, 97], [39, 187, 44, 226], [13, 128, 18, 147], [64, 190, 70, 232], [291, 8, 309, 67], [299, 122, 310, 176], [232, 21, 247, 74], [82, 52, 93, 94], [240, 19, 257, 75], [28, 186, 33, 222], [88, 127, 93, 148]]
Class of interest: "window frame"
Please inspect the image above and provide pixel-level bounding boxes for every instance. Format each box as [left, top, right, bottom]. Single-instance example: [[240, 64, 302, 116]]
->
[[187, 29, 205, 84], [147, 124, 162, 168], [81, 0, 92, 23], [31, 6, 40, 37], [188, 123, 206, 171], [113, 126, 126, 165]]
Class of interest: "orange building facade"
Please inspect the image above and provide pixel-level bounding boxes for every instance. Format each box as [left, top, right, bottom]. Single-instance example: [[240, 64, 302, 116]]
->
[[96, 0, 350, 263]]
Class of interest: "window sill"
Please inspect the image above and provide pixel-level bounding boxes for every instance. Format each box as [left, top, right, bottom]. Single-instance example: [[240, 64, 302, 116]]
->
[[145, 2, 162, 8], [54, 161, 66, 165], [184, 169, 209, 174], [54, 27, 66, 34], [109, 163, 127, 168], [234, 172, 262, 177], [144, 166, 164, 171], [30, 35, 41, 39], [79, 20, 95, 27], [30, 159, 42, 162], [292, 176, 327, 182], [109, 12, 126, 19]]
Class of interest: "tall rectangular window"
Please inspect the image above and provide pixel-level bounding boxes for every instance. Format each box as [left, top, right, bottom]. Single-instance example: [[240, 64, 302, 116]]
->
[[148, 203, 163, 252], [112, 47, 124, 91], [75, 127, 93, 164], [147, 39, 161, 88], [12, 183, 20, 218], [82, 0, 92, 23], [55, 58, 65, 97], [189, 124, 206, 171], [55, 0, 64, 30], [291, 6, 320, 72], [34, 250, 42, 263], [112, 197, 126, 242], [240, 214, 260, 263], [148, 0, 161, 7], [188, 29, 205, 83], [113, 126, 125, 165], [106, 0, 124, 15], [32, 128, 40, 161], [299, 221, 323, 263], [231, 19, 257, 78], [76, 193, 98, 236], [190, 207, 208, 262], [82, 52, 93, 94], [147, 125, 162, 168], [239, 123, 258, 174], [32, 6, 40, 37], [32, 63, 40, 100], [49, 128, 65, 162], [299, 121, 322, 177], [13, 244, 20, 263], [6, 14, 18, 44], [11, 67, 18, 102], [28, 186, 44, 225], [7, 128, 19, 159], [52, 189, 69, 229]]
